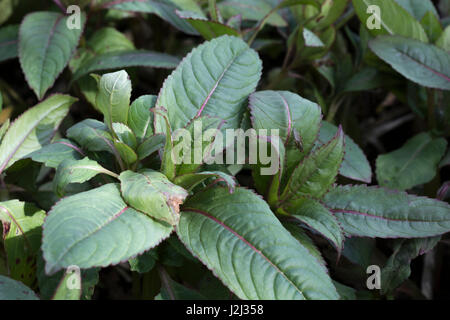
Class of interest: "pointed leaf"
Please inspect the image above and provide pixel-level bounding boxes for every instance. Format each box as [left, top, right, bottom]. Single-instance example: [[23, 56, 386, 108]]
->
[[19, 11, 86, 99], [177, 187, 339, 300], [318, 121, 372, 183], [42, 183, 173, 274], [0, 94, 76, 174], [155, 35, 261, 132], [128, 95, 157, 142], [376, 132, 447, 190], [119, 170, 188, 225], [137, 133, 165, 160], [369, 35, 450, 90], [173, 171, 237, 193], [281, 127, 344, 201], [323, 185, 450, 238], [394, 0, 438, 20]]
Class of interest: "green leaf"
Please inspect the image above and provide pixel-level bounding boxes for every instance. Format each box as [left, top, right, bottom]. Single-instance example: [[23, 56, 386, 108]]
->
[[128, 95, 157, 143], [177, 11, 240, 40], [369, 35, 450, 90], [0, 94, 76, 174], [119, 170, 188, 225], [381, 236, 440, 295], [155, 35, 261, 132], [53, 157, 119, 197], [173, 171, 237, 193], [376, 132, 447, 190], [52, 269, 82, 300], [323, 185, 450, 238], [0, 119, 9, 143], [66, 119, 115, 153], [0, 275, 39, 300], [420, 11, 443, 43], [281, 127, 344, 201], [177, 187, 339, 300], [394, 0, 438, 20], [0, 200, 45, 286], [282, 198, 344, 251], [71, 50, 180, 82], [28, 139, 84, 168], [96, 70, 132, 130], [352, 0, 428, 42], [436, 25, 450, 52], [0, 24, 18, 62], [42, 183, 173, 274], [249, 90, 321, 151], [106, 0, 198, 35], [112, 123, 137, 150], [137, 133, 165, 160], [157, 267, 207, 300], [218, 0, 287, 27], [318, 121, 372, 183], [19, 11, 86, 99]]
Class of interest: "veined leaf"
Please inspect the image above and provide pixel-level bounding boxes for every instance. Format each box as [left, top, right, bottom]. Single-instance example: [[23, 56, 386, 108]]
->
[[436, 26, 450, 52], [369, 35, 450, 90], [0, 275, 39, 300], [42, 183, 173, 274], [19, 11, 86, 99], [53, 157, 119, 197], [155, 35, 261, 133], [376, 132, 447, 190], [0, 200, 45, 286], [105, 0, 198, 35], [119, 170, 188, 225], [352, 0, 428, 42], [323, 185, 450, 238], [420, 11, 443, 43], [137, 133, 165, 160], [218, 0, 287, 27], [177, 187, 339, 300], [96, 70, 132, 130], [281, 127, 344, 201], [28, 139, 84, 168], [0, 24, 18, 62], [66, 119, 115, 153], [318, 121, 372, 183], [129, 249, 158, 273], [71, 50, 180, 82], [128, 95, 157, 143], [282, 198, 344, 251], [0, 94, 76, 174], [113, 123, 137, 150]]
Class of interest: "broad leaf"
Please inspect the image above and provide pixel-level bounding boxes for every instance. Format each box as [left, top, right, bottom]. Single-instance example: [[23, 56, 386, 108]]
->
[[119, 170, 188, 225], [323, 185, 450, 238], [71, 50, 180, 82], [66, 119, 116, 153], [0, 94, 76, 174], [369, 35, 450, 90], [155, 35, 261, 133], [218, 0, 287, 27], [177, 187, 339, 300], [96, 70, 132, 130], [113, 123, 137, 150], [376, 132, 447, 190], [281, 127, 344, 201], [173, 171, 237, 193], [28, 139, 84, 168], [42, 183, 173, 274], [318, 121, 372, 183], [282, 198, 344, 251], [137, 133, 165, 160], [352, 0, 428, 42], [0, 200, 45, 286], [436, 26, 450, 52], [53, 157, 118, 197], [0, 24, 18, 62], [394, 0, 438, 20], [420, 11, 443, 43], [19, 11, 86, 99], [0, 275, 39, 300]]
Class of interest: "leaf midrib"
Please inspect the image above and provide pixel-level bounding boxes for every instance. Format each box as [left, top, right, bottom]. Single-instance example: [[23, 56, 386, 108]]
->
[[184, 207, 305, 299]]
